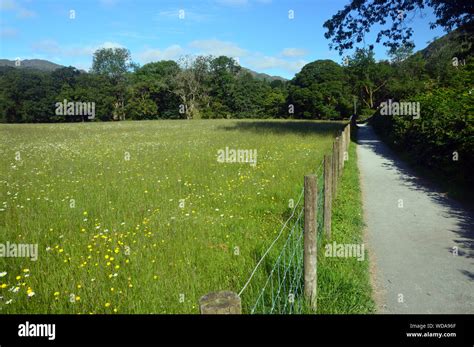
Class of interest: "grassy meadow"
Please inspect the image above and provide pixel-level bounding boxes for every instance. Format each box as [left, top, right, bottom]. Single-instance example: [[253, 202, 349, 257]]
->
[[0, 119, 347, 314]]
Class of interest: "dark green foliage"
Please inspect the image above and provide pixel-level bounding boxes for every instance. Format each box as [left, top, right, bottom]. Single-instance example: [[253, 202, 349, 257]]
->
[[288, 60, 352, 119], [0, 67, 55, 123], [126, 60, 181, 119], [371, 57, 474, 190], [347, 49, 393, 110]]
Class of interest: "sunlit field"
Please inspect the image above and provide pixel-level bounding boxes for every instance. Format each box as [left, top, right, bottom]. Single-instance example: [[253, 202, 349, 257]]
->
[[0, 119, 343, 314]]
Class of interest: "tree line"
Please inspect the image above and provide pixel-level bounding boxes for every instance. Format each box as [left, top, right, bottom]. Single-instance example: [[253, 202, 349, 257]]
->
[[0, 33, 472, 190], [0, 44, 439, 123], [0, 51, 289, 122]]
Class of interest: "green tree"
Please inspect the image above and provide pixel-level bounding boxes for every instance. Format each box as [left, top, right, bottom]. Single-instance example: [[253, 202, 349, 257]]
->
[[209, 56, 241, 112], [347, 49, 393, 110], [91, 48, 136, 120], [128, 60, 181, 119], [174, 55, 214, 119], [288, 60, 352, 119]]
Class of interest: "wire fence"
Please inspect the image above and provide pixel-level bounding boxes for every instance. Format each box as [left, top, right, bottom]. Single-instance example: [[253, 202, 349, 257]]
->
[[249, 206, 305, 313], [199, 123, 351, 315], [239, 160, 326, 314]]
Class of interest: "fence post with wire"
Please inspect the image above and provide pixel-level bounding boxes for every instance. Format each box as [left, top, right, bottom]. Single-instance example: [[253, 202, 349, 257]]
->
[[198, 122, 352, 315]]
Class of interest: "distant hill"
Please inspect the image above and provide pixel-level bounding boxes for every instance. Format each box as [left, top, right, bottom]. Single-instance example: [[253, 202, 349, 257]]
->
[[0, 59, 65, 71], [418, 23, 473, 62], [0, 58, 288, 81], [241, 67, 287, 82], [406, 23, 474, 77]]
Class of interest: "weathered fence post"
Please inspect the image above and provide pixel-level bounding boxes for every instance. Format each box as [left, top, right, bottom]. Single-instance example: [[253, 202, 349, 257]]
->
[[345, 124, 350, 154], [335, 136, 340, 180], [304, 174, 317, 310], [347, 124, 350, 147], [341, 130, 345, 169], [199, 291, 241, 314], [343, 126, 348, 163], [323, 155, 332, 239], [338, 133, 343, 176]]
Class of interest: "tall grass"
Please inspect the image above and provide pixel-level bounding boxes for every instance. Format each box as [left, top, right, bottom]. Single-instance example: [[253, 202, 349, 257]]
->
[[0, 119, 344, 314]]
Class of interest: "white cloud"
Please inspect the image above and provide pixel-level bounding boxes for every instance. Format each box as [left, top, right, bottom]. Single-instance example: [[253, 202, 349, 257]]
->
[[157, 9, 208, 22], [31, 40, 124, 57], [245, 55, 307, 73], [189, 39, 247, 57], [99, 41, 124, 50], [0, 0, 16, 10], [281, 48, 308, 57], [0, 0, 36, 18], [136, 45, 184, 64], [28, 36, 306, 76]]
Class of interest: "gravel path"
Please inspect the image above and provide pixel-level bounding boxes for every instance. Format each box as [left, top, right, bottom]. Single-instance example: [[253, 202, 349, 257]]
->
[[357, 123, 474, 313]]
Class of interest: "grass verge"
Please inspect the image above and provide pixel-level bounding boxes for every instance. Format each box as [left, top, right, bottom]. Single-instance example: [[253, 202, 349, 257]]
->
[[316, 141, 375, 314]]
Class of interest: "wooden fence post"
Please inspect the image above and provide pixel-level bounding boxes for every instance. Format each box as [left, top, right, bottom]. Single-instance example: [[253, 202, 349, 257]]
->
[[347, 123, 351, 152], [346, 124, 350, 149], [199, 291, 241, 314], [346, 125, 350, 159], [342, 130, 346, 169], [339, 132, 344, 177], [338, 133, 343, 176], [323, 155, 332, 239], [304, 174, 317, 310]]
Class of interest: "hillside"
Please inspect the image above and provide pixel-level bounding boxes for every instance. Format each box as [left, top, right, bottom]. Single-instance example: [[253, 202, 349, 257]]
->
[[0, 59, 64, 71], [241, 67, 287, 82], [418, 23, 474, 62], [0, 58, 287, 81]]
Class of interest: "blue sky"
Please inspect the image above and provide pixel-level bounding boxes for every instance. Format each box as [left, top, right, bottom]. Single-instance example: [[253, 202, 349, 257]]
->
[[0, 0, 446, 79]]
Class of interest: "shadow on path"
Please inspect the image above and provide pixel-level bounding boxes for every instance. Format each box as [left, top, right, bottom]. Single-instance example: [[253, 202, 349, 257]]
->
[[358, 123, 474, 268]]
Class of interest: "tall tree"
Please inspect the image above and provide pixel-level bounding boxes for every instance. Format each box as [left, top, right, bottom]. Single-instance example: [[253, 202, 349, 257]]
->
[[347, 49, 392, 109], [91, 48, 136, 120], [174, 55, 214, 119], [287, 60, 352, 119], [209, 56, 240, 106], [128, 61, 181, 119]]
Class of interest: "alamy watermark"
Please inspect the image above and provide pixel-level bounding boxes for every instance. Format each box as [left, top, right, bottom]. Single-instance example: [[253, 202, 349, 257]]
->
[[55, 99, 95, 119], [380, 99, 420, 119], [217, 147, 257, 167], [324, 241, 365, 261], [18, 321, 55, 340], [0, 242, 38, 261]]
